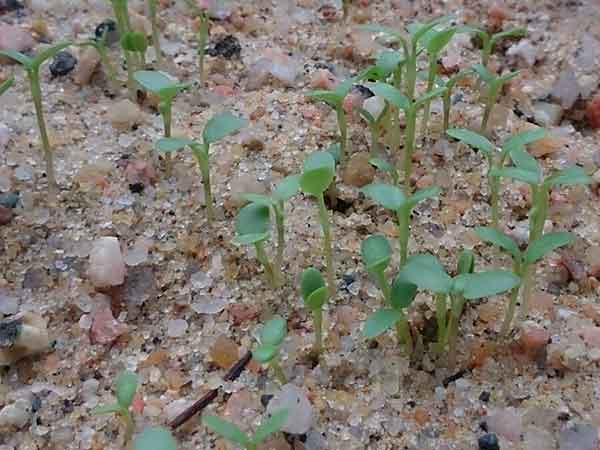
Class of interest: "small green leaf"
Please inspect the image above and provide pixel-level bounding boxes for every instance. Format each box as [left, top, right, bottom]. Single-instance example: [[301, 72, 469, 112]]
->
[[334, 78, 356, 98], [0, 49, 33, 68], [457, 249, 475, 275], [202, 415, 250, 447], [509, 146, 541, 175], [260, 316, 287, 346], [305, 286, 329, 310], [203, 112, 248, 145], [361, 235, 392, 274], [253, 344, 279, 363], [426, 28, 457, 55], [390, 275, 417, 309], [496, 70, 520, 85], [406, 186, 441, 209], [235, 203, 270, 240], [503, 128, 547, 153], [455, 271, 520, 299], [490, 167, 540, 185], [544, 166, 592, 188], [411, 15, 454, 43], [326, 143, 342, 166], [301, 267, 329, 310], [361, 183, 405, 210], [33, 42, 73, 68], [232, 233, 269, 246], [155, 137, 197, 153], [446, 128, 494, 155], [369, 157, 398, 182], [91, 403, 123, 416], [491, 28, 527, 45], [524, 232, 575, 265], [239, 193, 274, 207], [116, 371, 138, 409], [376, 50, 404, 74], [472, 64, 494, 84], [476, 227, 521, 261], [415, 86, 447, 109], [363, 309, 403, 339], [133, 427, 178, 450], [0, 77, 14, 96], [134, 70, 178, 94], [366, 82, 410, 111], [305, 90, 343, 107], [121, 31, 148, 53], [300, 151, 335, 196], [273, 175, 301, 202], [401, 254, 452, 294], [253, 409, 289, 445]]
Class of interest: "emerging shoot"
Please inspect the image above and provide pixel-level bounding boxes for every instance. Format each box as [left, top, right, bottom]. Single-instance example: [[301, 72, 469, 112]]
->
[[301, 267, 330, 356], [184, 0, 210, 84], [252, 316, 288, 384]]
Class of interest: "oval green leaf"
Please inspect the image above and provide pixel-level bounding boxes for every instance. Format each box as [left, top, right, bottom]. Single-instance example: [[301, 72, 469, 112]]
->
[[155, 137, 197, 153], [300, 151, 335, 196], [253, 409, 289, 445], [203, 112, 248, 144], [363, 308, 403, 339], [524, 232, 575, 265], [202, 415, 250, 446], [134, 70, 177, 94], [253, 344, 279, 363], [116, 371, 138, 408], [121, 31, 148, 53], [390, 275, 417, 309], [446, 128, 494, 155], [400, 254, 452, 294], [365, 82, 410, 111], [260, 316, 287, 346], [361, 235, 392, 274], [235, 203, 270, 238], [361, 183, 405, 210], [133, 427, 178, 450], [272, 175, 301, 202], [456, 271, 520, 299], [476, 227, 521, 261]]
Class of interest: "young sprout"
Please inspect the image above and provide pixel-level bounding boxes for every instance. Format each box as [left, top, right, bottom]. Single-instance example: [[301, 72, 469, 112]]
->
[[306, 78, 355, 167], [134, 70, 191, 177], [477, 227, 576, 336], [133, 427, 178, 450], [361, 235, 417, 355], [203, 409, 289, 450], [233, 203, 280, 287], [489, 146, 591, 318], [301, 267, 330, 356], [361, 183, 441, 266], [472, 64, 520, 134], [300, 151, 337, 295], [366, 82, 446, 193], [0, 42, 72, 198], [122, 31, 149, 68], [400, 253, 519, 368], [240, 175, 301, 278], [92, 371, 138, 443], [184, 0, 210, 84], [469, 27, 527, 69], [440, 69, 473, 132], [108, 0, 137, 97], [446, 127, 547, 227], [155, 112, 247, 222], [252, 316, 288, 384], [147, 0, 163, 66]]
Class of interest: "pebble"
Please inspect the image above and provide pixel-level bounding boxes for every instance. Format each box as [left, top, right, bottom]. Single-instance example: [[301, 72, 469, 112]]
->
[[342, 152, 375, 187], [579, 326, 600, 348], [517, 123, 565, 157], [49, 51, 77, 77], [107, 99, 143, 131], [207, 34, 241, 58], [507, 40, 537, 66], [191, 294, 228, 315], [88, 237, 126, 288], [0, 399, 31, 428], [209, 335, 239, 369], [94, 19, 119, 46], [0, 312, 50, 366], [310, 69, 337, 90], [520, 323, 550, 353], [0, 24, 34, 60], [478, 433, 500, 450], [266, 384, 313, 435], [0, 0, 24, 13], [362, 95, 385, 121], [247, 49, 301, 90], [524, 429, 555, 450], [0, 123, 9, 150], [551, 69, 581, 109], [167, 319, 188, 338], [124, 239, 151, 266], [73, 47, 101, 86], [487, 408, 522, 442], [0, 290, 18, 315], [558, 423, 598, 450], [0, 192, 19, 208], [532, 102, 563, 127], [0, 205, 12, 225], [586, 94, 600, 129], [90, 305, 128, 345], [81, 379, 100, 408]]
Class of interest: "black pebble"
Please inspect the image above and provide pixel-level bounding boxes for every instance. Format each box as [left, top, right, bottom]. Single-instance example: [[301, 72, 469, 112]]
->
[[479, 391, 491, 403], [478, 433, 500, 450], [207, 35, 242, 59], [260, 394, 273, 408], [49, 51, 77, 77], [129, 182, 144, 194], [0, 192, 19, 208], [0, 0, 24, 13], [95, 19, 119, 46]]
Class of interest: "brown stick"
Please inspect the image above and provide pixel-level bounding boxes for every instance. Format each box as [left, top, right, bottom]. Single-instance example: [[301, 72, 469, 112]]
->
[[169, 351, 252, 429]]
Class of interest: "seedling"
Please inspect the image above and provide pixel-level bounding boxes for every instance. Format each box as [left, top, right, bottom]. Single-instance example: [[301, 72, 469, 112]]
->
[[0, 42, 72, 198], [92, 371, 138, 442], [472, 64, 520, 134], [400, 253, 519, 368], [300, 151, 336, 295], [361, 183, 441, 266], [108, 0, 137, 97], [361, 235, 417, 354], [134, 70, 191, 177], [203, 409, 288, 450], [301, 267, 330, 355], [489, 146, 591, 318], [233, 202, 280, 287], [240, 175, 301, 276], [440, 69, 473, 132], [0, 77, 14, 96], [184, 0, 209, 84], [133, 427, 178, 450], [147, 0, 163, 66], [156, 112, 247, 221], [122, 31, 149, 67], [252, 316, 288, 384], [477, 227, 575, 336], [467, 27, 527, 69], [446, 127, 547, 227], [306, 78, 355, 167], [366, 82, 446, 193]]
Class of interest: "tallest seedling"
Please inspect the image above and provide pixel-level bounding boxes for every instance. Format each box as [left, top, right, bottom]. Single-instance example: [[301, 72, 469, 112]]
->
[[0, 42, 72, 198]]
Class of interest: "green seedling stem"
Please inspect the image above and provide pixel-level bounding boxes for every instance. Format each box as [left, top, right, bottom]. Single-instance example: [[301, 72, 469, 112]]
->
[[109, 0, 137, 98], [147, 0, 163, 66]]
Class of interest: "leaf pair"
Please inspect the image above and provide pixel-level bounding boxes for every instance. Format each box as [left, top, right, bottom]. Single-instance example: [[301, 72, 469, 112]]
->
[[203, 409, 289, 449], [400, 254, 520, 299], [241, 175, 301, 210], [361, 183, 441, 212], [92, 371, 138, 416], [253, 316, 287, 364], [134, 70, 191, 102], [367, 81, 447, 113], [300, 151, 336, 197], [301, 268, 329, 311]]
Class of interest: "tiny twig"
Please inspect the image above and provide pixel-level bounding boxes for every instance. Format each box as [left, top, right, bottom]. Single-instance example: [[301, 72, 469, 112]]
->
[[169, 351, 252, 429]]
